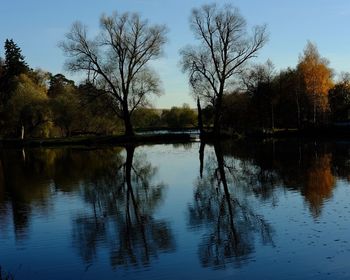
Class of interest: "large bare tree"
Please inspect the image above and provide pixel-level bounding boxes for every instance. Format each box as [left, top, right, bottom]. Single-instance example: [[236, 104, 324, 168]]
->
[[60, 12, 167, 136], [180, 4, 267, 136]]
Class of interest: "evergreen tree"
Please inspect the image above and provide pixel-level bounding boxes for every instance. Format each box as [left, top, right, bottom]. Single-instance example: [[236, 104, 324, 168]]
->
[[0, 39, 30, 106], [4, 39, 29, 76]]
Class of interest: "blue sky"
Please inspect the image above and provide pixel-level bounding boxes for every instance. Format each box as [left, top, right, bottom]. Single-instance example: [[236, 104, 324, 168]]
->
[[1, 0, 350, 108]]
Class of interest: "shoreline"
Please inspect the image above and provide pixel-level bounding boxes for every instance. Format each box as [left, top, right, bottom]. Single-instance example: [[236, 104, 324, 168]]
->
[[0, 133, 199, 148], [2, 126, 350, 148]]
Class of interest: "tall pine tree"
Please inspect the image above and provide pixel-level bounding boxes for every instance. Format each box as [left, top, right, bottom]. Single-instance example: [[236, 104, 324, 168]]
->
[[0, 39, 30, 105], [4, 39, 29, 76]]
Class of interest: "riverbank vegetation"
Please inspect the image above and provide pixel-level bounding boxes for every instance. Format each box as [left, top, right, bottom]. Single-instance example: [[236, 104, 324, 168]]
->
[[0, 40, 196, 139], [1, 3, 350, 141]]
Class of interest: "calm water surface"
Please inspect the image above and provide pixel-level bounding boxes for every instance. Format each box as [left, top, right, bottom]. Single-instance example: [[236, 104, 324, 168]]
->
[[1, 140, 350, 279]]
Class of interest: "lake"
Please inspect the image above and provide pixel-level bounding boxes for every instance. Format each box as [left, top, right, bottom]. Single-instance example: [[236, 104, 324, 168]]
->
[[1, 139, 350, 279]]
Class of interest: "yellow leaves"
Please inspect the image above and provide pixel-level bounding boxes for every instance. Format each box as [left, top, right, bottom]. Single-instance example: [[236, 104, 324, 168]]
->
[[298, 42, 333, 113], [10, 73, 48, 112]]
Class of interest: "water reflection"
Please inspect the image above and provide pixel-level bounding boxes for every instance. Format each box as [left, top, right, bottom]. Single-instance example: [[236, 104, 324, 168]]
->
[[221, 140, 339, 217], [1, 140, 350, 278], [0, 146, 175, 268], [189, 142, 274, 269], [0, 147, 123, 239], [189, 139, 350, 269], [72, 145, 175, 267]]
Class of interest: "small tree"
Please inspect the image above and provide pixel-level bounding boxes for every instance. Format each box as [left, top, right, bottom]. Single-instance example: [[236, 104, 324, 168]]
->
[[5, 73, 50, 138], [297, 41, 333, 125], [180, 3, 267, 136], [60, 12, 167, 136]]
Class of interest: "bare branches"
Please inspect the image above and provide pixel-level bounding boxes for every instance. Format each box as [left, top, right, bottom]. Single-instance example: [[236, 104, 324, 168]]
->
[[60, 12, 167, 136], [180, 3, 267, 134], [182, 4, 267, 100]]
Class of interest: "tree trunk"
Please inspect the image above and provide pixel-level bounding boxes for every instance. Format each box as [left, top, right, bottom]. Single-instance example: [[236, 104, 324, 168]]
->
[[213, 94, 223, 137], [197, 98, 204, 137], [124, 145, 149, 255], [123, 104, 134, 137], [213, 142, 239, 243], [125, 145, 135, 190], [271, 103, 275, 131], [199, 142, 205, 178], [313, 101, 316, 125], [295, 91, 301, 129], [21, 124, 25, 140]]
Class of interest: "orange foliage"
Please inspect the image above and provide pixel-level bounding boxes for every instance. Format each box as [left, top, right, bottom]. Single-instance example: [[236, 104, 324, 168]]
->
[[298, 41, 333, 116], [304, 154, 335, 217]]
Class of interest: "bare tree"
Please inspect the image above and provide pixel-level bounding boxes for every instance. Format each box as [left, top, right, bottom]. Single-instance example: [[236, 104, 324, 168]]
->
[[180, 3, 267, 136], [60, 12, 167, 136]]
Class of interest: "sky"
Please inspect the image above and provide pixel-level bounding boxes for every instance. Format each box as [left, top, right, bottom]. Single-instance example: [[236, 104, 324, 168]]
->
[[1, 0, 350, 108]]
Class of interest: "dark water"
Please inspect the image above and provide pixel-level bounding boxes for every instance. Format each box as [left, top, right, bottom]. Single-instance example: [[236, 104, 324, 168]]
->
[[1, 140, 350, 279]]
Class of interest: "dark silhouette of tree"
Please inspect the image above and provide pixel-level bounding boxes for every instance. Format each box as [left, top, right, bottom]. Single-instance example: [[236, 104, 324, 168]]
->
[[60, 12, 167, 136], [0, 39, 29, 106], [180, 3, 267, 136], [47, 73, 75, 98], [0, 58, 5, 104], [274, 68, 305, 129], [4, 39, 29, 77], [242, 60, 276, 130], [329, 73, 350, 122]]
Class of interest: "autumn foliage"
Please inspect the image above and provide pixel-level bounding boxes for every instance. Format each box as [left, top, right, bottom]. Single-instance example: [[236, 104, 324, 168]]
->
[[297, 41, 333, 124]]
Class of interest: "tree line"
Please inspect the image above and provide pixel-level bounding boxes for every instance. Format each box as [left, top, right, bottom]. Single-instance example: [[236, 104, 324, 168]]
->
[[218, 42, 346, 133], [1, 3, 349, 139], [0, 40, 120, 138], [0, 40, 196, 138]]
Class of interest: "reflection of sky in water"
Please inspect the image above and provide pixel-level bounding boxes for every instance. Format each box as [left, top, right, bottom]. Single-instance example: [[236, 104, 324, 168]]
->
[[0, 142, 350, 279]]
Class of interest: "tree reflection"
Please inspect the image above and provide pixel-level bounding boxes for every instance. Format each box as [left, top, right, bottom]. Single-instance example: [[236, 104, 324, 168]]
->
[[72, 145, 175, 267], [266, 142, 336, 217], [303, 153, 335, 217], [189, 142, 273, 269], [222, 140, 336, 218]]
